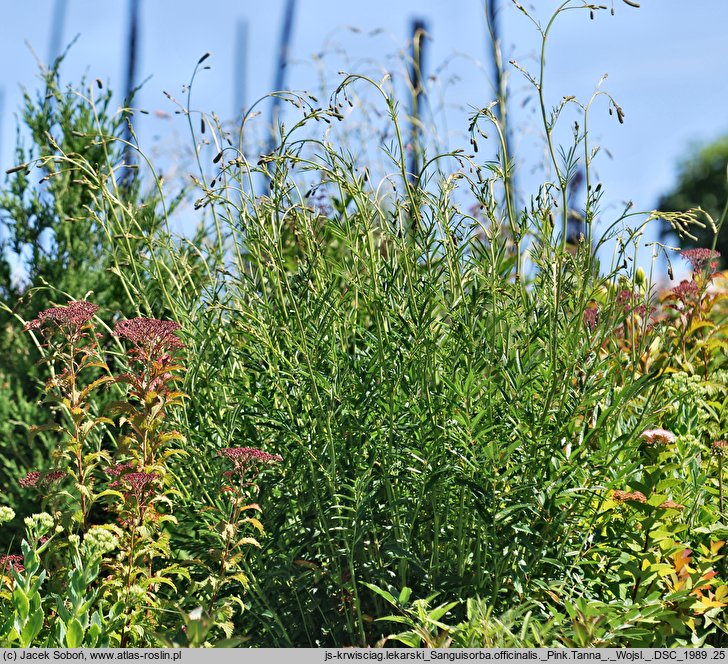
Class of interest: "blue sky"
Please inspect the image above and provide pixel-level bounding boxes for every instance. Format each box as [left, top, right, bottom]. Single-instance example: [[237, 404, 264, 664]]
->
[[1, 1, 727, 280]]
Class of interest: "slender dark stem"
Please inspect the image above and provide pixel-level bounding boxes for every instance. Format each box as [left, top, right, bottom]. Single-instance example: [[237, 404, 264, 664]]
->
[[630, 528, 651, 602], [120, 527, 138, 648], [208, 497, 241, 615]]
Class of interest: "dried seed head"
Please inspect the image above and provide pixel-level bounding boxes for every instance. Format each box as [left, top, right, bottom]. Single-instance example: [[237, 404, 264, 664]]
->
[[659, 500, 685, 510], [612, 490, 647, 504]]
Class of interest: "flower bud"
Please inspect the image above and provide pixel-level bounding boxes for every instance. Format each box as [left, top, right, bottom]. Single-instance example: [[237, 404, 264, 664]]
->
[[25, 512, 54, 536], [0, 506, 15, 524]]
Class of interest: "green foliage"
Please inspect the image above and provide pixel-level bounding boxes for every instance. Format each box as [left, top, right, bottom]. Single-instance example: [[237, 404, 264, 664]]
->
[[363, 583, 458, 648]]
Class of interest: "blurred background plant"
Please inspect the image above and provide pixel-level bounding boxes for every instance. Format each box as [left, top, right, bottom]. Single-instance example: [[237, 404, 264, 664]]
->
[[659, 139, 728, 267]]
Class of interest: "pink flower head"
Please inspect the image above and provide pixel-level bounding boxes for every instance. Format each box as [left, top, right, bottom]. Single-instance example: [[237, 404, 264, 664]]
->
[[113, 317, 184, 358], [20, 469, 67, 489], [125, 472, 158, 493], [219, 447, 283, 476], [0, 554, 24, 574], [680, 248, 721, 273], [616, 290, 653, 317], [583, 306, 599, 331], [106, 462, 136, 477], [113, 471, 159, 503], [616, 290, 636, 308], [43, 469, 67, 484], [220, 447, 283, 465], [23, 300, 98, 338], [712, 440, 728, 457], [106, 463, 153, 493], [670, 279, 699, 305], [640, 428, 676, 445], [19, 471, 41, 488], [114, 317, 183, 347]]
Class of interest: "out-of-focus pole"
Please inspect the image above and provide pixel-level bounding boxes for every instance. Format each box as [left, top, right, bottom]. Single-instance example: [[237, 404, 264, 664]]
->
[[234, 20, 249, 117], [48, 0, 68, 65], [407, 18, 427, 187], [122, 0, 141, 187], [267, 0, 296, 156]]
